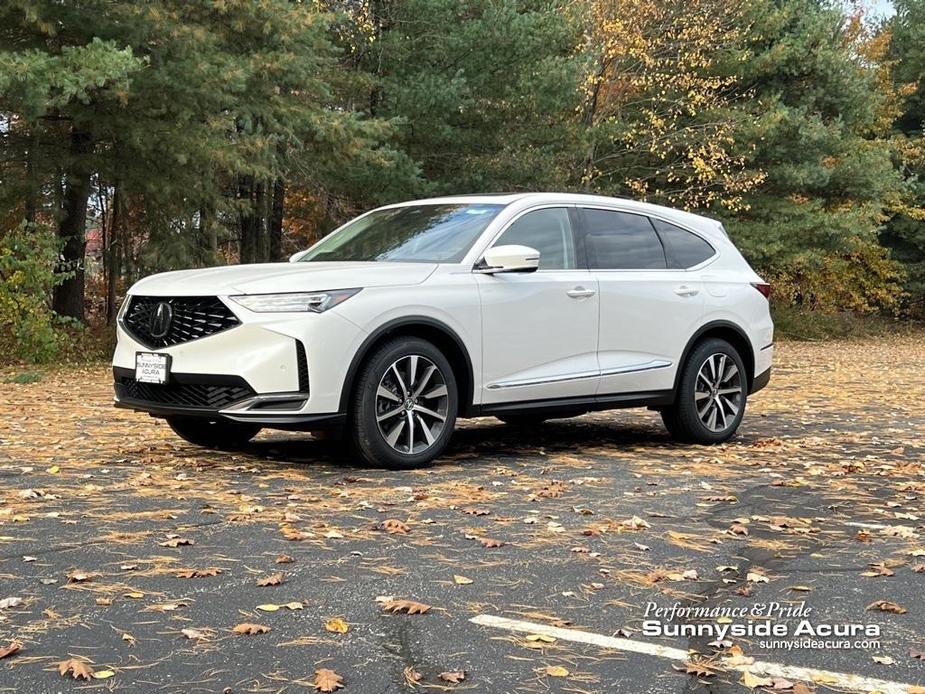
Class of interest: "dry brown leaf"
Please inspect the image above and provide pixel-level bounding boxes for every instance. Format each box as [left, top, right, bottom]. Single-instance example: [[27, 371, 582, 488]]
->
[[66, 570, 92, 583], [232, 623, 270, 635], [403, 666, 423, 685], [479, 537, 505, 548], [0, 640, 22, 660], [462, 507, 490, 516], [910, 648, 925, 660], [58, 658, 94, 680], [313, 668, 344, 692], [439, 671, 466, 683], [380, 598, 431, 614], [181, 628, 209, 640], [379, 519, 410, 534], [276, 554, 294, 564], [257, 572, 284, 587], [867, 600, 907, 614], [176, 567, 221, 579], [791, 683, 813, 694]]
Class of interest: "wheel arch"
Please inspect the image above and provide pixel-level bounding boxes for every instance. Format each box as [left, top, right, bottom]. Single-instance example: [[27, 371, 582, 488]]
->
[[674, 320, 755, 394], [339, 316, 475, 416]]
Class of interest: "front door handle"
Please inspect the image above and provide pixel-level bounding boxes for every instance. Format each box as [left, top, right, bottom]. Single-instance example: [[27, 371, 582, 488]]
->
[[566, 286, 596, 299], [674, 285, 699, 297]]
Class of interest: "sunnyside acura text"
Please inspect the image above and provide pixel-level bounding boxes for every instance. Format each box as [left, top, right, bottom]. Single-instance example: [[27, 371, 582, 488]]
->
[[112, 193, 773, 468]]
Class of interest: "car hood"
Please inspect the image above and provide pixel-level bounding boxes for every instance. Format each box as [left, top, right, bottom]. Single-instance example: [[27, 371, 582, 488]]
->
[[129, 262, 438, 296]]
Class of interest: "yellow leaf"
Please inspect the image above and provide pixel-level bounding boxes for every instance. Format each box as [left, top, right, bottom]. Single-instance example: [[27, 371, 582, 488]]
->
[[741, 671, 772, 689], [47, 465, 60, 474], [123, 592, 144, 599], [526, 633, 556, 643], [324, 617, 349, 634], [545, 665, 569, 677], [256, 604, 280, 612], [92, 669, 115, 680], [453, 575, 473, 585]]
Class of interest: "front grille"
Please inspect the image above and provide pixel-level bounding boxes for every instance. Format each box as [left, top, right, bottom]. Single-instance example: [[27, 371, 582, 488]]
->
[[117, 376, 255, 410], [123, 296, 240, 348]]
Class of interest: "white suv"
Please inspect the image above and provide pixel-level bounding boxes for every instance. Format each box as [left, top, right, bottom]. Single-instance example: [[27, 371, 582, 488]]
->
[[113, 193, 773, 468]]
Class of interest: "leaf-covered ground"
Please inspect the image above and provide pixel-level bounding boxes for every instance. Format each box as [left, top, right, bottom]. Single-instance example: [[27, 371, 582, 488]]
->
[[1, 337, 923, 693]]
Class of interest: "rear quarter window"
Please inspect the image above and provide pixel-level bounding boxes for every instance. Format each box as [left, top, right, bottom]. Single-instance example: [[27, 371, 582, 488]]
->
[[651, 218, 716, 269]]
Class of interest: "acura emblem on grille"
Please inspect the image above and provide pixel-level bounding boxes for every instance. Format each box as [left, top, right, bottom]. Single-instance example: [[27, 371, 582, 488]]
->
[[148, 302, 173, 339]]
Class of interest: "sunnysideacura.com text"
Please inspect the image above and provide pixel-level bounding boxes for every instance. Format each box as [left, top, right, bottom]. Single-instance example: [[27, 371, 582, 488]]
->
[[642, 601, 881, 651]]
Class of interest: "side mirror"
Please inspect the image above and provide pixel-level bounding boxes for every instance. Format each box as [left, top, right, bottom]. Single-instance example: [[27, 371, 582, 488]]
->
[[476, 245, 540, 274], [289, 250, 309, 263]]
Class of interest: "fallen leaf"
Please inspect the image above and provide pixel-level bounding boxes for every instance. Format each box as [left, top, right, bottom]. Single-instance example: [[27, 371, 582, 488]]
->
[[742, 671, 772, 689], [453, 575, 473, 585], [232, 623, 270, 635], [92, 669, 115, 680], [159, 538, 194, 548], [380, 598, 431, 614], [66, 570, 92, 583], [123, 592, 144, 599], [439, 671, 466, 683], [58, 658, 94, 680], [403, 666, 423, 685], [324, 617, 349, 634], [256, 603, 280, 612], [545, 665, 569, 677], [379, 519, 410, 534], [0, 597, 23, 609], [462, 507, 490, 516], [276, 554, 294, 564], [257, 573, 284, 587], [176, 567, 221, 579], [0, 640, 22, 659], [313, 668, 344, 692], [526, 633, 556, 643], [181, 628, 209, 640], [872, 655, 894, 665], [479, 537, 505, 548], [911, 648, 925, 660], [619, 515, 651, 530], [867, 600, 907, 614]]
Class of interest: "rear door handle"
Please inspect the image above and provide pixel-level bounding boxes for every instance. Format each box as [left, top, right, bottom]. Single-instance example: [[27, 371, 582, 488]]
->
[[674, 285, 699, 297], [566, 286, 596, 299]]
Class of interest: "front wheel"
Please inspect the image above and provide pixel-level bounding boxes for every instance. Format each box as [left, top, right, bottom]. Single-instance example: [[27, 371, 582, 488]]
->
[[166, 417, 261, 450], [349, 338, 458, 469], [661, 338, 747, 444]]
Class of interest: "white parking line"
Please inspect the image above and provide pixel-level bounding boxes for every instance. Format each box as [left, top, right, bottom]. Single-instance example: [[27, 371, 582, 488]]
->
[[470, 614, 918, 694]]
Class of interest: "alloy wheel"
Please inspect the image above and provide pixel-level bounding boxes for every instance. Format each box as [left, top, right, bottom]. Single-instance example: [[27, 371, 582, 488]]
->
[[375, 354, 450, 454], [695, 353, 743, 432]]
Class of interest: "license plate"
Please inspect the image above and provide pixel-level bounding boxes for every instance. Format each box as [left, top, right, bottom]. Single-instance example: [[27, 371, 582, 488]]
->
[[135, 352, 170, 384]]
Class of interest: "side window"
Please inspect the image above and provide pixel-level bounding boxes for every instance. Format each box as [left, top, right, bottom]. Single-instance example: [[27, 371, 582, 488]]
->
[[492, 208, 576, 270], [651, 218, 716, 269], [581, 209, 666, 270]]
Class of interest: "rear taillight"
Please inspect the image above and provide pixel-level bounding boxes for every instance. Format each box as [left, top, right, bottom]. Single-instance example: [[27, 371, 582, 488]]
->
[[751, 282, 771, 299]]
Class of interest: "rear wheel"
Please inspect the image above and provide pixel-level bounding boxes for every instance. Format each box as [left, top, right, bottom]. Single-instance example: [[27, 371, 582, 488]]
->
[[166, 417, 261, 450], [349, 338, 458, 469], [661, 338, 747, 444]]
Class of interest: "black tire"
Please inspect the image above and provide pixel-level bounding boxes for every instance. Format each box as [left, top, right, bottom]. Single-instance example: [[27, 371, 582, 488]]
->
[[496, 414, 549, 426], [661, 338, 747, 444], [349, 337, 458, 469], [166, 416, 261, 450]]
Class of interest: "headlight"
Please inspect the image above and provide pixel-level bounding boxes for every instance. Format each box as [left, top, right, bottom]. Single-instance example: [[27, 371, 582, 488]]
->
[[229, 289, 361, 313]]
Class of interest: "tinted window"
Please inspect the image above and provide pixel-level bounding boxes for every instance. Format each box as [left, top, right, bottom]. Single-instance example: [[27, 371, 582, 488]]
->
[[582, 209, 666, 270], [301, 204, 503, 263], [492, 208, 575, 269], [652, 218, 715, 268]]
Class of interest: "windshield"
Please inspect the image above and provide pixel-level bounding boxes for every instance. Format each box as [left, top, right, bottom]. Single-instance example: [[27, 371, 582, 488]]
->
[[300, 203, 504, 263]]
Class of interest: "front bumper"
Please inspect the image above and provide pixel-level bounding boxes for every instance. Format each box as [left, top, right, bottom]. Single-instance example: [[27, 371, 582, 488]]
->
[[112, 297, 364, 426]]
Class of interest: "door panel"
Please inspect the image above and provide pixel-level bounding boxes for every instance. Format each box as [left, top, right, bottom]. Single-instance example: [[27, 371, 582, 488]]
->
[[596, 271, 704, 393], [577, 207, 705, 394], [477, 271, 600, 403], [476, 206, 599, 404]]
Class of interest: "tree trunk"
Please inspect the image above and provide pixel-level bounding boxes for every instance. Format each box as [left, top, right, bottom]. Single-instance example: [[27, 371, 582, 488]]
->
[[255, 180, 269, 262], [53, 129, 93, 322], [238, 175, 258, 264], [269, 177, 284, 262], [24, 127, 40, 224], [106, 184, 124, 325]]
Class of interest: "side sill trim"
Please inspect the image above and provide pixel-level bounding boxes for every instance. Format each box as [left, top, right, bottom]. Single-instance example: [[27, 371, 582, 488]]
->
[[487, 360, 672, 390], [476, 389, 675, 417]]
